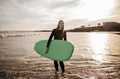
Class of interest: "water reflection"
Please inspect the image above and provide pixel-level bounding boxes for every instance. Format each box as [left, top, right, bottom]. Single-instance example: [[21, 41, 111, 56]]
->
[[88, 33, 108, 62]]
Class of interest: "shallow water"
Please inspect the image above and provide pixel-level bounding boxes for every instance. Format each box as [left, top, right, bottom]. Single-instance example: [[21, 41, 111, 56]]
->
[[0, 32, 120, 79]]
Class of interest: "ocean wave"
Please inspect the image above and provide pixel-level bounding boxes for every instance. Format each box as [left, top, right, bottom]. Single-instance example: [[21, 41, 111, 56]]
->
[[0, 32, 40, 38]]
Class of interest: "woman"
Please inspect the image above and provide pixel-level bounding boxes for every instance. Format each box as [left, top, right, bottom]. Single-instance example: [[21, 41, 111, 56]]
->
[[45, 20, 67, 76]]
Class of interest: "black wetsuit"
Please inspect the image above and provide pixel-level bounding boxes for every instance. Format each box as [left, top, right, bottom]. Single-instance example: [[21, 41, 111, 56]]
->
[[47, 28, 67, 72]]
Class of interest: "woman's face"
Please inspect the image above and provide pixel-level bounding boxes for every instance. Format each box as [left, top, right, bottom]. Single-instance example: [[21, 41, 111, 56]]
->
[[58, 21, 64, 29]]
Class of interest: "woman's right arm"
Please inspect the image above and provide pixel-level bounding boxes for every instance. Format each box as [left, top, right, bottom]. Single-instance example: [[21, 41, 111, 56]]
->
[[45, 29, 55, 53]]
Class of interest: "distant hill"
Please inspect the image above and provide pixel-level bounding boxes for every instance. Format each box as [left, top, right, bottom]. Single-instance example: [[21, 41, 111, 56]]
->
[[68, 22, 120, 32]]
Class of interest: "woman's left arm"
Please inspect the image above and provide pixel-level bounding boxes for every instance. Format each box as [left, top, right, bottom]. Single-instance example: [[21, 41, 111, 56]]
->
[[64, 31, 67, 41]]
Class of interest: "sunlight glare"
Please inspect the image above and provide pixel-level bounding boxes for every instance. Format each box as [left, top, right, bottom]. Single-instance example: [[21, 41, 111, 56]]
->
[[69, 0, 115, 21], [88, 33, 108, 62]]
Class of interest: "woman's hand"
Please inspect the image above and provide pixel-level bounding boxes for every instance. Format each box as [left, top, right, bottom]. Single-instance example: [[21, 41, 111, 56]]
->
[[45, 47, 49, 54]]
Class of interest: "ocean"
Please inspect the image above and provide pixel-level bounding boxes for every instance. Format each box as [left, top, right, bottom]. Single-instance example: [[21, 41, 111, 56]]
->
[[0, 31, 120, 79]]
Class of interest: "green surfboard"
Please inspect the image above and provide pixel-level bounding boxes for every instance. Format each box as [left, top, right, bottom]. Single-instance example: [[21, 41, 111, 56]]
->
[[34, 40, 74, 61]]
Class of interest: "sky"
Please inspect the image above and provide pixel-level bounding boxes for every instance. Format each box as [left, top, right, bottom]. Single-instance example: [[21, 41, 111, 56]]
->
[[0, 0, 120, 31]]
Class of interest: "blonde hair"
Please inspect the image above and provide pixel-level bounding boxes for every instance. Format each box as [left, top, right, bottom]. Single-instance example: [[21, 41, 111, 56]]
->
[[57, 20, 64, 39]]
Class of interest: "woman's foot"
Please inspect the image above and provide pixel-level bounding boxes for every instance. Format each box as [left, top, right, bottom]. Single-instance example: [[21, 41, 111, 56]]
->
[[54, 71, 58, 77], [61, 72, 65, 77]]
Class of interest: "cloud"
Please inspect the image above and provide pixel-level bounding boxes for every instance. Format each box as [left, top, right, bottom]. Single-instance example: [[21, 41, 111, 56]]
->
[[0, 0, 51, 30], [107, 0, 120, 23], [47, 0, 80, 9], [0, 0, 120, 30], [0, 0, 82, 29]]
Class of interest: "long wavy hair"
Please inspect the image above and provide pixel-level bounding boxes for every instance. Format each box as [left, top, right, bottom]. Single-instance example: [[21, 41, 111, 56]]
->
[[56, 20, 64, 39]]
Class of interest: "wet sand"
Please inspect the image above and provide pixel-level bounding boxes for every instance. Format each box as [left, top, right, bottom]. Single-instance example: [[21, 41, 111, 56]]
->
[[0, 32, 120, 79], [113, 33, 120, 35], [0, 57, 120, 79]]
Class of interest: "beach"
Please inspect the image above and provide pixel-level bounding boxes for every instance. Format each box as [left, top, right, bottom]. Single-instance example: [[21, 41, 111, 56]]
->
[[0, 32, 120, 79]]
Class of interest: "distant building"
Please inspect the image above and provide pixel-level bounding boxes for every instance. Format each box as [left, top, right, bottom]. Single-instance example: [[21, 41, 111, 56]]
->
[[103, 22, 120, 31]]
